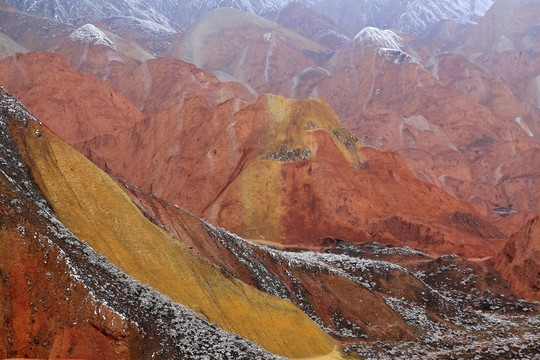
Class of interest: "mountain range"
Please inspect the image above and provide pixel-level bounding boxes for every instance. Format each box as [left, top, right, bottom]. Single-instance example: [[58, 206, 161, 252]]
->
[[3, 0, 495, 52], [0, 0, 539, 359]]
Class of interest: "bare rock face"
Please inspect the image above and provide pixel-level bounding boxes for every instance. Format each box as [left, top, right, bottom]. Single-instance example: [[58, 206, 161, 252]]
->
[[79, 88, 503, 258], [104, 57, 256, 117], [312, 40, 540, 219], [0, 87, 288, 359], [0, 51, 143, 146], [495, 216, 540, 301]]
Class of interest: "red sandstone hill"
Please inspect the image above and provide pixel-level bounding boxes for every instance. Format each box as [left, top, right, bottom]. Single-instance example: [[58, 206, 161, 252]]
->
[[0, 51, 143, 146], [309, 36, 540, 219], [162, 10, 540, 226], [2, 84, 538, 359], [0, 86, 338, 359], [164, 7, 329, 97], [80, 89, 504, 258], [0, 51, 505, 258], [104, 56, 256, 117], [0, 87, 294, 359], [55, 23, 154, 80], [495, 215, 540, 301]]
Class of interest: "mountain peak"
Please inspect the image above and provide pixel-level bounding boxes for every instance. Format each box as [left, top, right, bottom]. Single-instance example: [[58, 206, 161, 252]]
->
[[68, 24, 117, 50], [354, 26, 402, 50]]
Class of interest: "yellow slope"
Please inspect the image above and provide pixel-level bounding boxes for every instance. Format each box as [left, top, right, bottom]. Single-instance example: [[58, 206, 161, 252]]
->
[[11, 121, 338, 359]]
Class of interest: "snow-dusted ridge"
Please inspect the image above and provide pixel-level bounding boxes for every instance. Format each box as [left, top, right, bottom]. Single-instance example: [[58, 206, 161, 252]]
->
[[0, 86, 284, 360], [5, 0, 495, 38], [69, 24, 117, 50], [354, 27, 402, 50]]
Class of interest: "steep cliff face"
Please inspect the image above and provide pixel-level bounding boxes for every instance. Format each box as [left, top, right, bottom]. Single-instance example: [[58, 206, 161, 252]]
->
[[495, 216, 540, 301], [0, 87, 291, 359]]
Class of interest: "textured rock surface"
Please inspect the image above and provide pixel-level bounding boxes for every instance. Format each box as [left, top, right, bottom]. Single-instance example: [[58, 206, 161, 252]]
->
[[0, 51, 143, 146], [79, 90, 503, 258], [0, 87, 289, 360], [495, 215, 540, 301], [11, 97, 337, 359]]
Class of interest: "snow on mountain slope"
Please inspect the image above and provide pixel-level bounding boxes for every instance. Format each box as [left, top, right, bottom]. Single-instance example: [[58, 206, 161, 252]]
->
[[4, 0, 495, 38], [399, 0, 495, 35], [354, 27, 402, 50], [4, 0, 176, 32], [308, 0, 495, 35], [68, 24, 116, 49]]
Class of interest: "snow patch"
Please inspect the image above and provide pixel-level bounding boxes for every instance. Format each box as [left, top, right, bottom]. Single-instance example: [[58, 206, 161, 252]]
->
[[354, 27, 402, 50], [69, 24, 117, 50]]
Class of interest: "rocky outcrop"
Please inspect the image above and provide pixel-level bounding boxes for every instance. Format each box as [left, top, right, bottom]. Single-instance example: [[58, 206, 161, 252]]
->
[[495, 216, 540, 301]]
